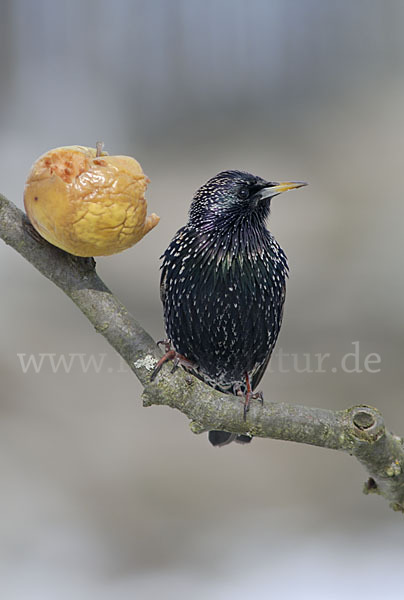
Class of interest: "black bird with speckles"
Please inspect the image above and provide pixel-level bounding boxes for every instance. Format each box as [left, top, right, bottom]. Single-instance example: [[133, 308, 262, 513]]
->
[[152, 170, 307, 446]]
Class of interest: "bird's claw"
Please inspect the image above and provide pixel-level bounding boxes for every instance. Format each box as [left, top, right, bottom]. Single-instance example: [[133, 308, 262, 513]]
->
[[253, 390, 264, 405], [170, 356, 180, 374], [150, 348, 176, 381], [156, 339, 172, 353], [150, 339, 195, 381], [242, 389, 264, 421]]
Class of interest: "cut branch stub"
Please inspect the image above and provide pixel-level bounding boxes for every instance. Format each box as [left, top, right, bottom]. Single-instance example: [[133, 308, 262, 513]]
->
[[347, 406, 404, 513], [350, 405, 385, 442]]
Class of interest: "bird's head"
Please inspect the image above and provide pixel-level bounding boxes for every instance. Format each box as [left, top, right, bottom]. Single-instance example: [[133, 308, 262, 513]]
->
[[188, 170, 307, 228]]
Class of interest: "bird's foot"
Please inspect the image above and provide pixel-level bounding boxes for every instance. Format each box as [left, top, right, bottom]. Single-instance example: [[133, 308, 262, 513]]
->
[[150, 339, 195, 381], [243, 390, 264, 420], [234, 373, 264, 420]]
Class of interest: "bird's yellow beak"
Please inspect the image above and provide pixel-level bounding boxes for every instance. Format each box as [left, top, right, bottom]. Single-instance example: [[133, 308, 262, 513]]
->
[[270, 181, 308, 194]]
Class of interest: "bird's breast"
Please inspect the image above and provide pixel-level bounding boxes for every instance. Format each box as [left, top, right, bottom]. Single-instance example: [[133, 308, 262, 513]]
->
[[161, 226, 287, 388]]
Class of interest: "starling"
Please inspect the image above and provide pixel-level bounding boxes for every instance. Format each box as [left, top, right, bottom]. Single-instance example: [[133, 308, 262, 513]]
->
[[151, 171, 306, 446]]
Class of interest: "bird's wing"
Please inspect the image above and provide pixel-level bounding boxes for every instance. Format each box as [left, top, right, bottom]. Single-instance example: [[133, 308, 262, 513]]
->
[[251, 352, 272, 390], [159, 226, 188, 307], [251, 280, 286, 390]]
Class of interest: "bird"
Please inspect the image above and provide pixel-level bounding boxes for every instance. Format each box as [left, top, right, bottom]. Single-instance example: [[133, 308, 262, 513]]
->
[[151, 170, 307, 446]]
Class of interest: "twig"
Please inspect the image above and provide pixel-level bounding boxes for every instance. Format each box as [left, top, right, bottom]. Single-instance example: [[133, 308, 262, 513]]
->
[[1, 192, 404, 513]]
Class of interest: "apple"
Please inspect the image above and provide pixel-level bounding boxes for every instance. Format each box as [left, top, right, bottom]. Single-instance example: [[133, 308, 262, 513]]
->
[[24, 144, 159, 256]]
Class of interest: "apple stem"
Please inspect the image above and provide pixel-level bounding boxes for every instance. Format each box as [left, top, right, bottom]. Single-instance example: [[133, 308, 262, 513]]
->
[[96, 141, 104, 157]]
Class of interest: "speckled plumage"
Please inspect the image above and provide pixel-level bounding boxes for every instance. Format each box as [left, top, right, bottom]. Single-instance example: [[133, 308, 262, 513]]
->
[[157, 170, 305, 446]]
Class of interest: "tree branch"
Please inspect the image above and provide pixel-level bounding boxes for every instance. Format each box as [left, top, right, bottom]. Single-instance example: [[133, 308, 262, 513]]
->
[[1, 192, 404, 513]]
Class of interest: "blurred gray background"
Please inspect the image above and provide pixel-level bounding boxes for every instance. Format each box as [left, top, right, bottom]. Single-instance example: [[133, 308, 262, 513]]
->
[[1, 0, 404, 598]]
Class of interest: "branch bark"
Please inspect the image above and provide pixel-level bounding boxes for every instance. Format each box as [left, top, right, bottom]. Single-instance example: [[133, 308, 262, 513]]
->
[[1, 192, 404, 514]]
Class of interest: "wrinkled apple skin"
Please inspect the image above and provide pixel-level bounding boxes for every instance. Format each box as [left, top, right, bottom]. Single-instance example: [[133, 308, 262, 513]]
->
[[24, 146, 159, 256]]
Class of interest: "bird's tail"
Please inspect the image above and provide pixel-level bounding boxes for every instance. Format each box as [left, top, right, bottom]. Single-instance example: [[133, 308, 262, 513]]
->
[[208, 431, 253, 447]]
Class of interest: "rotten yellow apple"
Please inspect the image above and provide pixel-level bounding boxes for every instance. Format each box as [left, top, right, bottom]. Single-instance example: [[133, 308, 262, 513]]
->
[[24, 145, 159, 256]]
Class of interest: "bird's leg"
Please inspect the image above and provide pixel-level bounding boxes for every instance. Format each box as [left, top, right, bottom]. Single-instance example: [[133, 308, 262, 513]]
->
[[150, 339, 195, 381], [243, 372, 264, 420], [243, 372, 253, 419]]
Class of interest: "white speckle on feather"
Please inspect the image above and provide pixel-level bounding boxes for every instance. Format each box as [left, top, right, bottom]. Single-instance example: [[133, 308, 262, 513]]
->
[[134, 355, 158, 371]]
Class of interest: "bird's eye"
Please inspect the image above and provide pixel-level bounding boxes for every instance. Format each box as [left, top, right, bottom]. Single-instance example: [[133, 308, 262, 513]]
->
[[237, 186, 249, 200]]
